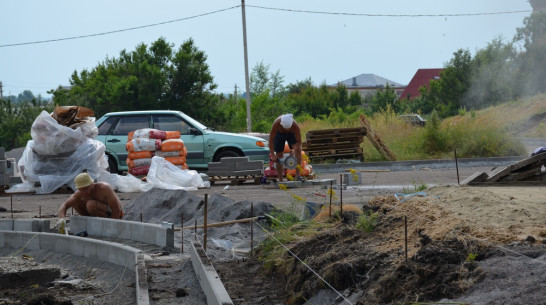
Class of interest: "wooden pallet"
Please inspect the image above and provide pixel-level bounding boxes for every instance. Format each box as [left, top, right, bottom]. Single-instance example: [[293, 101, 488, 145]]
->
[[304, 127, 366, 161], [307, 147, 363, 157], [306, 127, 366, 139], [305, 136, 363, 146]]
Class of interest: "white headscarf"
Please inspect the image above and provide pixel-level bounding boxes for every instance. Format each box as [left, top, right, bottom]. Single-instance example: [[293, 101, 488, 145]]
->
[[280, 114, 293, 128]]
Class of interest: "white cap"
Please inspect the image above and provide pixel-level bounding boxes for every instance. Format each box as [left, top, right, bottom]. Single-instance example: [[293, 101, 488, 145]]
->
[[280, 114, 293, 129]]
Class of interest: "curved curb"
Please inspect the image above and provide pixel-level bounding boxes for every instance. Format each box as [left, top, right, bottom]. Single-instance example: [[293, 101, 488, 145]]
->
[[0, 230, 150, 305]]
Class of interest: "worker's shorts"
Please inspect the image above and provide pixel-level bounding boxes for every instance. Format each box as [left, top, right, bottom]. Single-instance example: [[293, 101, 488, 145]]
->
[[274, 132, 297, 153]]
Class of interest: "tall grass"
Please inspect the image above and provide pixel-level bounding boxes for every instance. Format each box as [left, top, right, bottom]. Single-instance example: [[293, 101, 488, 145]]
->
[[297, 94, 541, 161]]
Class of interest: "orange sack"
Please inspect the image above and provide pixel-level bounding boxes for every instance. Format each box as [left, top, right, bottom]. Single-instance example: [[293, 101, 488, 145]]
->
[[126, 138, 161, 152], [165, 131, 181, 139], [155, 150, 183, 157], [165, 156, 186, 165], [128, 151, 153, 159], [126, 157, 152, 168], [161, 139, 184, 152], [128, 128, 166, 141]]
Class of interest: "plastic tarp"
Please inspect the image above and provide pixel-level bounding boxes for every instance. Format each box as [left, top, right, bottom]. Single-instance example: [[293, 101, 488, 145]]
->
[[6, 110, 207, 194], [146, 156, 209, 190]]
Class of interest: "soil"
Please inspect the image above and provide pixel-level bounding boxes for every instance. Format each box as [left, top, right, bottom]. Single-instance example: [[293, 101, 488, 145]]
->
[[1, 167, 546, 304]]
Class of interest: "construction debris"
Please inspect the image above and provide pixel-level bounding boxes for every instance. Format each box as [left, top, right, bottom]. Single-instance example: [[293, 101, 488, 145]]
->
[[462, 152, 546, 185]]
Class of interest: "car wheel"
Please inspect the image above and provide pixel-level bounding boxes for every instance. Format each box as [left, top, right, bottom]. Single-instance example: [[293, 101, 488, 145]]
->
[[107, 155, 118, 174], [214, 150, 242, 162]]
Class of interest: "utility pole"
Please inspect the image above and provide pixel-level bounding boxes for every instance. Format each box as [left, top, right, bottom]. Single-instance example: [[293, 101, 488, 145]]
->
[[234, 84, 238, 101], [0, 81, 3, 99], [241, 0, 252, 132]]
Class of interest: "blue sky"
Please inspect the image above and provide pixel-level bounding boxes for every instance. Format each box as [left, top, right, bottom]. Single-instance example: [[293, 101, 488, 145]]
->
[[0, 0, 532, 98]]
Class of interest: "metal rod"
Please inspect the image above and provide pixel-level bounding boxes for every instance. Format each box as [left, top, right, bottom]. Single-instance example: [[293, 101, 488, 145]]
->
[[405, 216, 408, 263], [180, 213, 184, 254], [10, 195, 13, 219], [39, 206, 41, 219], [454, 147, 460, 185], [251, 202, 254, 256], [194, 220, 197, 240], [339, 174, 343, 217], [140, 213, 142, 222], [329, 181, 333, 218], [204, 194, 208, 251], [179, 217, 261, 230]]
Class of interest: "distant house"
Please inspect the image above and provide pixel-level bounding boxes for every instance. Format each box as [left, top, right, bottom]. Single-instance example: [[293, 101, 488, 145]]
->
[[330, 74, 405, 99], [398, 69, 443, 101]]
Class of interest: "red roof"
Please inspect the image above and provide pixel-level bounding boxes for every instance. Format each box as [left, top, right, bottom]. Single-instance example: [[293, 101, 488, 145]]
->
[[399, 69, 443, 100]]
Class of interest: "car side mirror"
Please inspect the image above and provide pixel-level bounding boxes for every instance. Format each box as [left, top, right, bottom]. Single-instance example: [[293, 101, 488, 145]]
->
[[189, 128, 202, 135]]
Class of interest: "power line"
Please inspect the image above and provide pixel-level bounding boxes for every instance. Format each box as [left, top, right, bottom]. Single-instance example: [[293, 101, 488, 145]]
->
[[0, 6, 240, 48], [0, 5, 532, 49], [247, 5, 531, 17]]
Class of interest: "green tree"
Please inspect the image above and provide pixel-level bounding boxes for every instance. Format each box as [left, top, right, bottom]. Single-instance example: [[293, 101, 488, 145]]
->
[[369, 84, 399, 113], [0, 98, 53, 151], [50, 37, 218, 124]]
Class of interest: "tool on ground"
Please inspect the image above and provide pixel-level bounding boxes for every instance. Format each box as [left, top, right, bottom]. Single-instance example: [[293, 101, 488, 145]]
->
[[274, 155, 298, 169]]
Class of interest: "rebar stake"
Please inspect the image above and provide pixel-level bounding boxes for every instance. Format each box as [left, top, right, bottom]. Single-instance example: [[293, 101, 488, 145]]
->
[[180, 213, 184, 254], [251, 202, 254, 256], [405, 216, 408, 263], [329, 181, 333, 218], [204, 194, 208, 252]]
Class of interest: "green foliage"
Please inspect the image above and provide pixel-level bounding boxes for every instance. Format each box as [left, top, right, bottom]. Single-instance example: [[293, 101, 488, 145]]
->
[[369, 84, 400, 114], [356, 211, 379, 232], [422, 110, 448, 155], [0, 99, 54, 151], [50, 37, 220, 126], [402, 179, 428, 194]]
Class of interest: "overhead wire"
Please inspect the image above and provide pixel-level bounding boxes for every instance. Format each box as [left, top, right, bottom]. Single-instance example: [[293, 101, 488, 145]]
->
[[0, 5, 532, 48]]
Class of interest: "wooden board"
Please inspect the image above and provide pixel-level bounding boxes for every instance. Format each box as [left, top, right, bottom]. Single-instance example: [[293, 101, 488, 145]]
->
[[358, 114, 396, 161]]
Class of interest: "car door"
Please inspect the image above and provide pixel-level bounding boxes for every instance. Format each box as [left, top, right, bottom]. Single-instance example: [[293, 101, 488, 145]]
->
[[151, 114, 205, 166], [106, 115, 151, 168]]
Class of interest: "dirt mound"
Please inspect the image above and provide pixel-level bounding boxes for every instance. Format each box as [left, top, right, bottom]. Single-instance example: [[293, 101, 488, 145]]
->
[[123, 188, 277, 226], [216, 185, 546, 305]]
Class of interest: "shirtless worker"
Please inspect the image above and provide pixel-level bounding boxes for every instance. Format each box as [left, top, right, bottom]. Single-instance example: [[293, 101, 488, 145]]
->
[[57, 173, 123, 232], [268, 113, 303, 182]]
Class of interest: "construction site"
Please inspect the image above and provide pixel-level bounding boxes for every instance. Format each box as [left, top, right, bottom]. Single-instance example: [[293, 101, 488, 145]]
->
[[1, 110, 545, 304]]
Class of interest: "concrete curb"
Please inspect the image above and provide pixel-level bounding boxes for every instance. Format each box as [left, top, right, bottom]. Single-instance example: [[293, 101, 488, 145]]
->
[[312, 156, 525, 173], [0, 219, 51, 232], [190, 241, 233, 305], [69, 216, 174, 248], [0, 230, 150, 305]]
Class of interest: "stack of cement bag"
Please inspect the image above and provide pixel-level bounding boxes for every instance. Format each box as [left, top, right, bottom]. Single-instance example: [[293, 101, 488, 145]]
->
[[125, 128, 187, 176], [16, 106, 108, 193]]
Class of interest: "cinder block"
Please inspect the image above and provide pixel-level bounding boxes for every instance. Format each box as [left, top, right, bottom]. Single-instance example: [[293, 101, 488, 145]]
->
[[68, 216, 87, 233], [235, 160, 264, 171], [0, 160, 7, 174], [220, 157, 249, 164], [0, 173, 9, 186], [342, 172, 362, 185], [13, 219, 47, 232], [3, 232, 23, 249], [0, 147, 4, 160], [86, 218, 104, 236], [0, 220, 14, 230]]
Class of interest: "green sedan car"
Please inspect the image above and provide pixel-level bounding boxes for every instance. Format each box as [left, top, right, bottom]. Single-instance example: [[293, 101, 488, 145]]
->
[[95, 110, 269, 173]]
